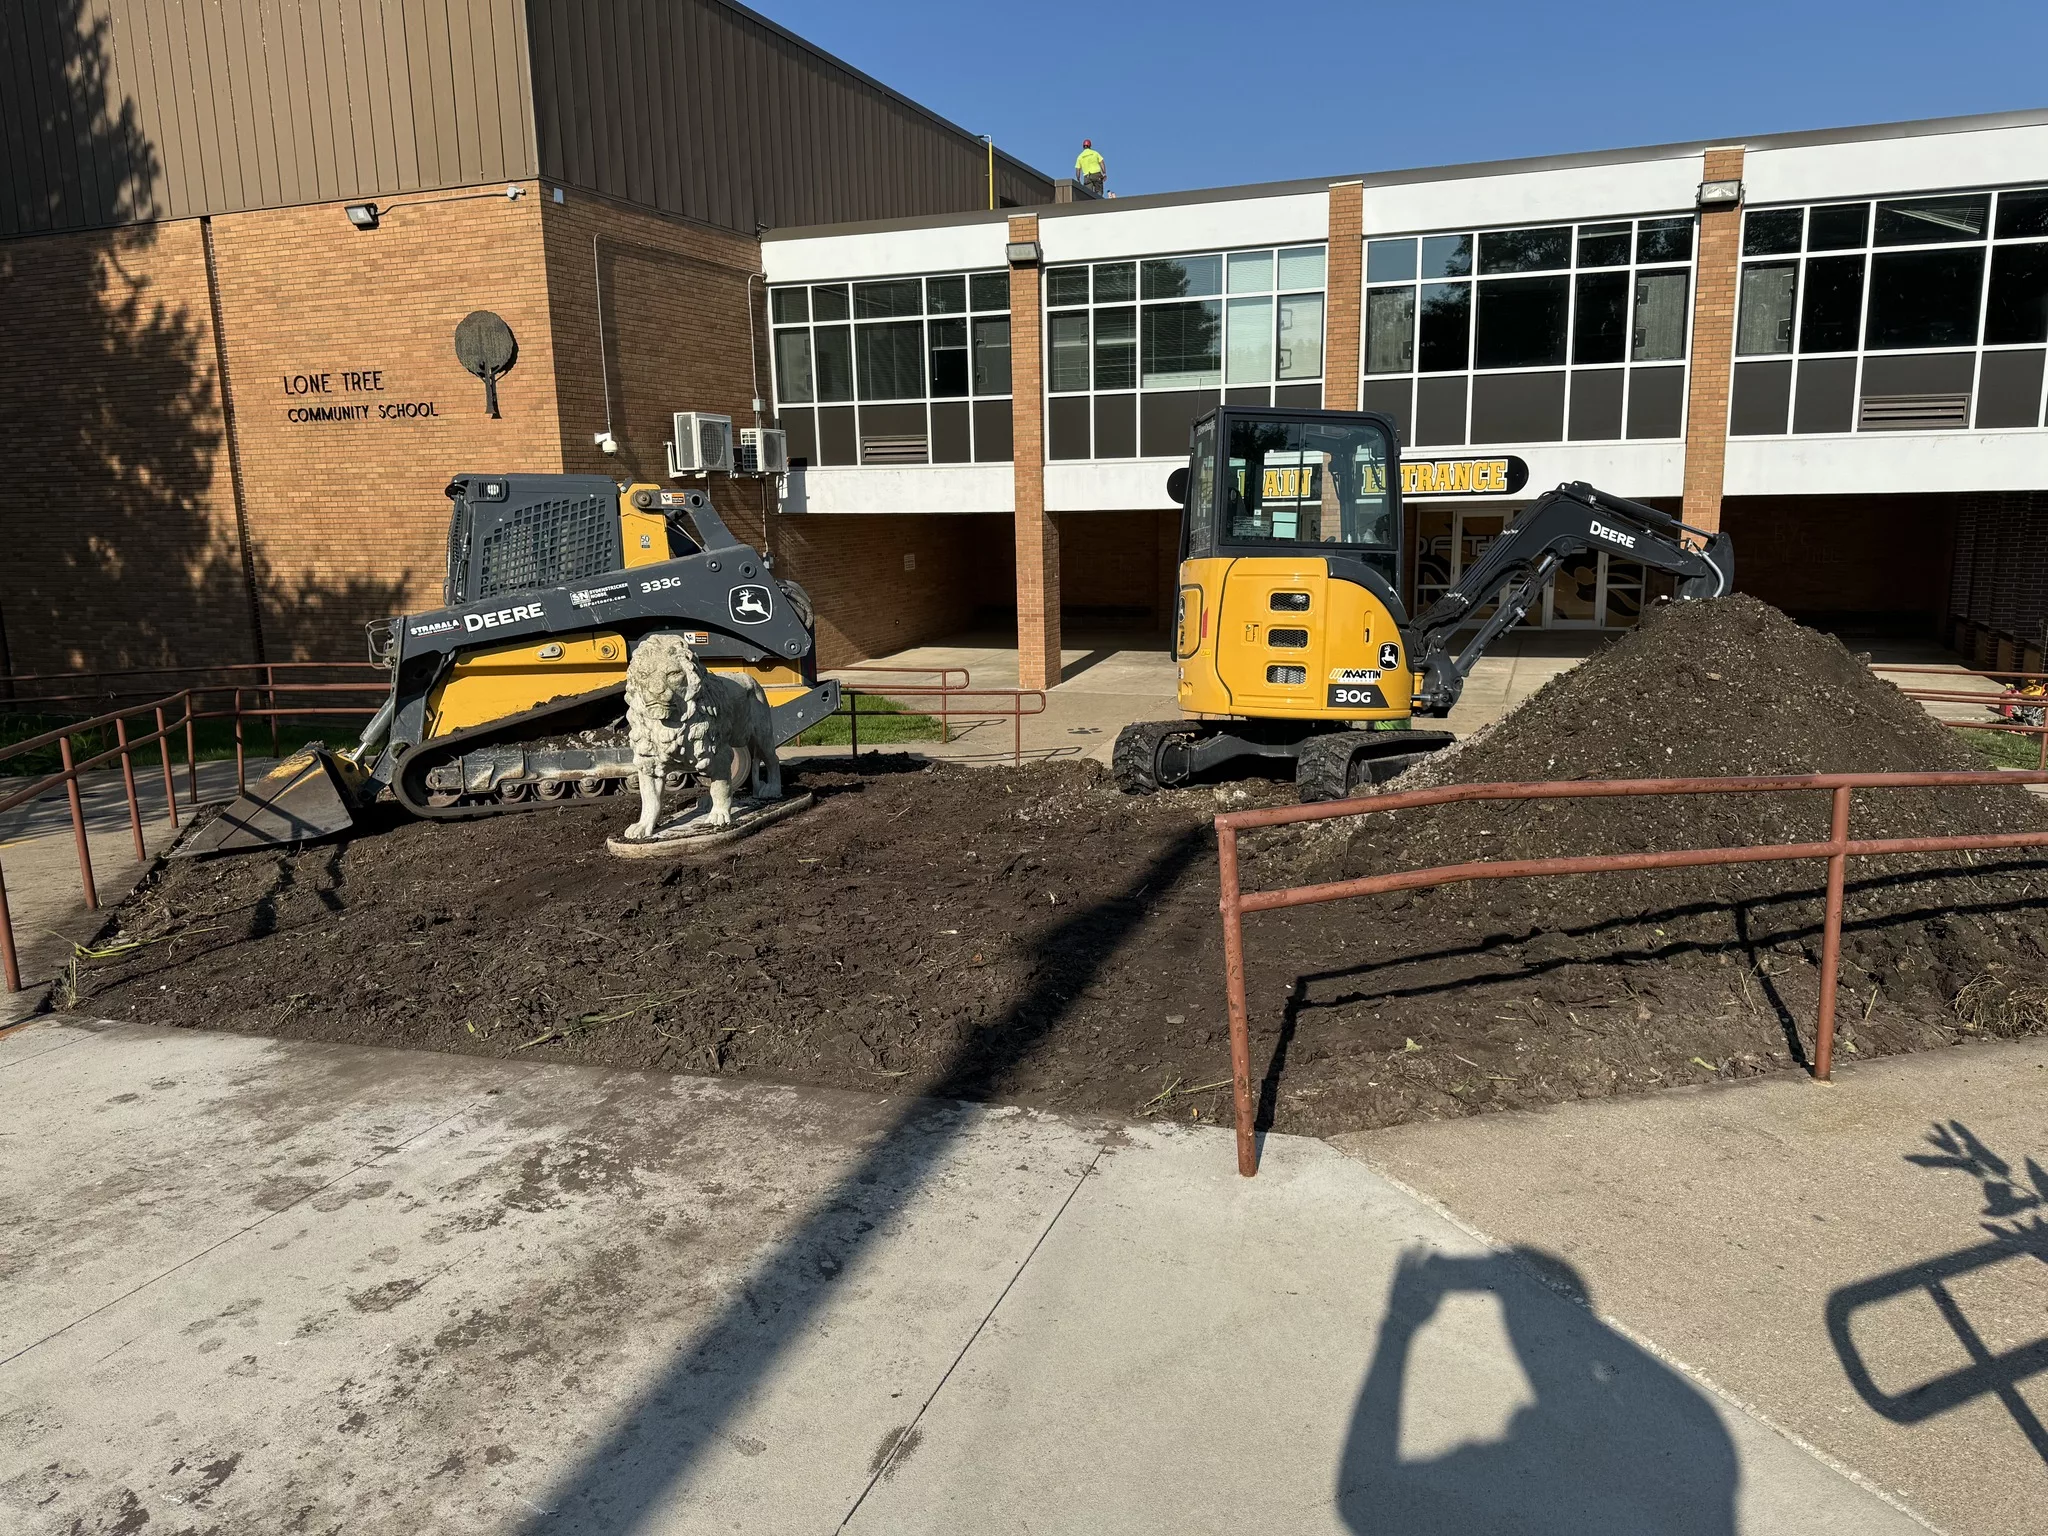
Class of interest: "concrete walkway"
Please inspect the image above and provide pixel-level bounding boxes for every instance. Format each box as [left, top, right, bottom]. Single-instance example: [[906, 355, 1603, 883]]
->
[[1, 759, 264, 1025], [1341, 1036, 2048, 1536], [0, 1019, 1925, 1535], [822, 627, 1613, 768]]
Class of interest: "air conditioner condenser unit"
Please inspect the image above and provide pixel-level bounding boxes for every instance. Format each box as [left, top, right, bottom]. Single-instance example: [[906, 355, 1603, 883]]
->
[[667, 411, 734, 476], [738, 426, 788, 475]]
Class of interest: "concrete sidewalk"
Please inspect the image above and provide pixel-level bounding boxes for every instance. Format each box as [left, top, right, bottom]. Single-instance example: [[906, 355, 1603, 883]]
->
[[0, 1019, 1921, 1535], [1341, 1036, 2048, 1536]]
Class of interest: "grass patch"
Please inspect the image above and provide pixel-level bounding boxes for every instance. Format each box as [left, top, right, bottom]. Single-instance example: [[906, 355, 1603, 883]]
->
[[0, 710, 363, 778], [1959, 726, 2048, 771], [795, 693, 943, 747]]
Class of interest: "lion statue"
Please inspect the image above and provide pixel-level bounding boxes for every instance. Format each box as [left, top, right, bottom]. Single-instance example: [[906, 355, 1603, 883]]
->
[[623, 630, 782, 837]]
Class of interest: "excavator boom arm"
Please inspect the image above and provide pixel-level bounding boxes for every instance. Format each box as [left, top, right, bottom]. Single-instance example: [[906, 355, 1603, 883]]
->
[[1408, 481, 1734, 716]]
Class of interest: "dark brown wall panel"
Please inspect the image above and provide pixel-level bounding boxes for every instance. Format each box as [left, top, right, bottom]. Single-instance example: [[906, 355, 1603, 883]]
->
[[1, 0, 538, 234], [527, 0, 1052, 236]]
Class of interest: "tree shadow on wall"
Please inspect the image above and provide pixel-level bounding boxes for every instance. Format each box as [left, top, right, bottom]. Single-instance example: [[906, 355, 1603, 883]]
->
[[0, 1, 405, 678]]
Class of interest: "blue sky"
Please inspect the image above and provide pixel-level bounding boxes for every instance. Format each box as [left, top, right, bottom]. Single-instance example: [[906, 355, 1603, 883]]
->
[[757, 0, 2048, 196]]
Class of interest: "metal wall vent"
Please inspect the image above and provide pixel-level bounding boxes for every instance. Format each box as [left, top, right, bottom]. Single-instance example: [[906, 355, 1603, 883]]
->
[[1859, 393, 1970, 431]]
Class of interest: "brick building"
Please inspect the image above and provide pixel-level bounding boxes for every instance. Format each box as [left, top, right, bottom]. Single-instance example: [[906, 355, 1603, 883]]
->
[[0, 0, 1049, 676], [3, 3, 2045, 684]]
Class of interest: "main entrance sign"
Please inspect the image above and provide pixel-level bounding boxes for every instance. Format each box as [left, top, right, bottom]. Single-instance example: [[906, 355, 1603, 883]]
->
[[1395, 455, 1530, 497]]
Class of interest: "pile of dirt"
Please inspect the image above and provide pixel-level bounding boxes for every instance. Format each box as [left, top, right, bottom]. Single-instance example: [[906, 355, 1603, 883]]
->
[[60, 597, 2048, 1139]]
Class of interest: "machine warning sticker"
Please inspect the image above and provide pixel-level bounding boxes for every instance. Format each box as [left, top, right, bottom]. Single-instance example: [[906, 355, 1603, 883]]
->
[[1327, 682, 1388, 711], [570, 582, 630, 609], [408, 618, 460, 637], [729, 584, 773, 624], [1330, 668, 1382, 684]]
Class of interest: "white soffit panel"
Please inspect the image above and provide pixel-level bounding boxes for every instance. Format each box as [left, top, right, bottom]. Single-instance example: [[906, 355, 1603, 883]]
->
[[764, 222, 1010, 283], [1361, 156, 1704, 234], [1725, 434, 2048, 496], [1039, 193, 1331, 262], [1745, 124, 2048, 204]]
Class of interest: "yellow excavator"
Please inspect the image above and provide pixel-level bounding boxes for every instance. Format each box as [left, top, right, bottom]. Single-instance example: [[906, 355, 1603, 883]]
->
[[1113, 405, 1735, 799], [184, 475, 839, 854]]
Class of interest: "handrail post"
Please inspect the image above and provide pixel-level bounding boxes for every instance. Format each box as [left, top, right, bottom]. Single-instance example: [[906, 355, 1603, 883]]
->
[[849, 690, 860, 759], [1014, 695, 1023, 765], [266, 662, 279, 758], [0, 856, 18, 992], [155, 705, 180, 828], [115, 715, 145, 861], [234, 688, 246, 791], [184, 692, 199, 807], [59, 734, 98, 910], [1217, 822, 1258, 1176], [1813, 784, 1853, 1083]]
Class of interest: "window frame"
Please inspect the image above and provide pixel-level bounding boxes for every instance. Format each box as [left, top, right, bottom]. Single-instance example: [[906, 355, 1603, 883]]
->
[[1360, 214, 1700, 446], [1731, 182, 2048, 437], [1041, 244, 1328, 460], [768, 270, 1015, 466]]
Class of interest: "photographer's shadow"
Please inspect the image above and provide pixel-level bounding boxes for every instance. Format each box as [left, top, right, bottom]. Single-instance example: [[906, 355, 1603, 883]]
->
[[1337, 1247, 1737, 1535]]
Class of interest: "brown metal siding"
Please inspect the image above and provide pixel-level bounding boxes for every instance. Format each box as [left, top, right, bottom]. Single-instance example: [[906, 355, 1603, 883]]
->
[[1, 0, 539, 236], [528, 0, 1051, 234]]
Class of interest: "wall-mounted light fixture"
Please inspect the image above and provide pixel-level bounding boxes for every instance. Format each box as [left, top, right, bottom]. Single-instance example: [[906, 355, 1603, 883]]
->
[[1697, 179, 1743, 209], [1005, 239, 1041, 265], [344, 202, 380, 230]]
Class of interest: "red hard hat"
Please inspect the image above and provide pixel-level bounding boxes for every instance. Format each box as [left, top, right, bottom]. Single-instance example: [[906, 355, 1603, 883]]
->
[[1083, 139, 1092, 147]]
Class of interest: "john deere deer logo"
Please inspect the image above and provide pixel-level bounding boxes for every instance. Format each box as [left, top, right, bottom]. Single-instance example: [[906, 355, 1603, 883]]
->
[[729, 585, 773, 625]]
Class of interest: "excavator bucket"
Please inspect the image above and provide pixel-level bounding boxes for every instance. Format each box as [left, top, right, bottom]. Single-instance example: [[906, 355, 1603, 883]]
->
[[174, 745, 363, 857]]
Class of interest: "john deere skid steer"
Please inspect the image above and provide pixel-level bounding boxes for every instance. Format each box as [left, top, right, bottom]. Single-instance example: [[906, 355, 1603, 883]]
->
[[182, 474, 838, 855]]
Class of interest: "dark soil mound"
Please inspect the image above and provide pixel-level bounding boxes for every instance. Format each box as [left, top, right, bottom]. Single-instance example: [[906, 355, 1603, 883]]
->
[[1234, 596, 2048, 1116], [62, 598, 2048, 1139]]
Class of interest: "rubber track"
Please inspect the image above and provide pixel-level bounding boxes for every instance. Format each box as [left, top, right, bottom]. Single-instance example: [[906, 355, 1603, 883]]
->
[[393, 683, 629, 822], [1111, 720, 1198, 793]]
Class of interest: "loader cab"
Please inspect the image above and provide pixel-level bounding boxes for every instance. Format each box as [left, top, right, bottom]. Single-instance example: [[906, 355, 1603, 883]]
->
[[1169, 406, 1413, 723]]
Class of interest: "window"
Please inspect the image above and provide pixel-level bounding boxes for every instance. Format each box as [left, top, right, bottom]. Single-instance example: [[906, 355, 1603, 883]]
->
[[1987, 244, 2048, 345], [1366, 288, 1415, 373], [1045, 245, 1327, 457], [1476, 276, 1569, 367], [1633, 271, 1689, 360], [1143, 302, 1223, 388], [1573, 272, 1628, 363], [1364, 215, 1697, 445], [770, 271, 1013, 465], [1418, 283, 1470, 371], [1801, 256, 1863, 353], [1731, 184, 2048, 435], [1737, 264, 1796, 355]]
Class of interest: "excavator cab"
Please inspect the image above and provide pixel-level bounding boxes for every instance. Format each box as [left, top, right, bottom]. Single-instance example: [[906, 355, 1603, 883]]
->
[[1114, 404, 1735, 799]]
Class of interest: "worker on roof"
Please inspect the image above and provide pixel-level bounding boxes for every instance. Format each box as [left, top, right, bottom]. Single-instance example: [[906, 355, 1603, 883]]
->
[[1075, 139, 1106, 197]]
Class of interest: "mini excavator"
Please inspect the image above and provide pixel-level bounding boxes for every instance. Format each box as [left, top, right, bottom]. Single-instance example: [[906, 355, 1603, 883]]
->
[[1114, 405, 1735, 800], [183, 475, 839, 854]]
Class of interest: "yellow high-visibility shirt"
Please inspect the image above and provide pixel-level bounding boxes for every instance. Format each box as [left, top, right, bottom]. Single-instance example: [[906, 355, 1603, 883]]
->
[[1076, 149, 1104, 177]]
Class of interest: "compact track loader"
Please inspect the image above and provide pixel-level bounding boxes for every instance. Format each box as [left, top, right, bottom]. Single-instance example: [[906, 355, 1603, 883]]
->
[[184, 474, 839, 855], [1114, 405, 1735, 800]]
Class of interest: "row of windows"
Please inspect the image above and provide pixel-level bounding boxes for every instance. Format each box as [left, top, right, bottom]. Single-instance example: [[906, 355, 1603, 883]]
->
[[772, 274, 1012, 408], [1731, 188, 2048, 437], [1737, 190, 2048, 359], [1365, 218, 1695, 378], [770, 187, 2048, 464]]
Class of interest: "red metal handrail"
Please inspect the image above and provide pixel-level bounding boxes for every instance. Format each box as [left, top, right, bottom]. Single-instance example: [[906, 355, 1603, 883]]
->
[[1214, 770, 2048, 1177], [833, 685, 1048, 765], [1870, 664, 2048, 771]]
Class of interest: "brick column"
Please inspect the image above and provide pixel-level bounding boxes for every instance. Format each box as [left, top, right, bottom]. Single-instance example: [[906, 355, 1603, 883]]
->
[[1008, 213, 1061, 690], [1325, 181, 1364, 410], [1681, 146, 1745, 535]]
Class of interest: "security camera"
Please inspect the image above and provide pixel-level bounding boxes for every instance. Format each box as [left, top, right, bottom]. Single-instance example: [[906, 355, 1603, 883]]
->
[[595, 430, 617, 455]]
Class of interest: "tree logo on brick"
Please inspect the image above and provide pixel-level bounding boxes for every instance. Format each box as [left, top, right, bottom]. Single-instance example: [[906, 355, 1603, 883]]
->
[[454, 311, 518, 419]]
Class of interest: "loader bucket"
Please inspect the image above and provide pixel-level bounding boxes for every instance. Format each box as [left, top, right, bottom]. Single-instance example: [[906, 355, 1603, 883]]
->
[[173, 745, 362, 856]]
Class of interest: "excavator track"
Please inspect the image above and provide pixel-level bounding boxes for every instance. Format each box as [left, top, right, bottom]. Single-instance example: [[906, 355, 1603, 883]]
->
[[1294, 730, 1456, 803]]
